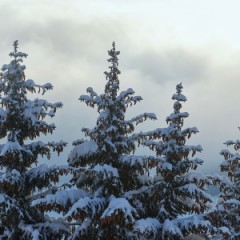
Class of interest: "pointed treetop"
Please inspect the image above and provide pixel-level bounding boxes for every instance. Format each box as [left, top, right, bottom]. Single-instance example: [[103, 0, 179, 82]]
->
[[176, 82, 183, 93], [13, 40, 18, 54], [166, 83, 189, 125], [104, 42, 121, 99], [172, 83, 187, 107], [107, 41, 120, 68], [9, 40, 28, 61]]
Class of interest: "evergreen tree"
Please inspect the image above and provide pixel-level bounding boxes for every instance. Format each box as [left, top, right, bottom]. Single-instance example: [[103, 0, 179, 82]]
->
[[0, 41, 68, 239], [143, 83, 213, 239], [36, 42, 159, 239], [206, 136, 240, 239]]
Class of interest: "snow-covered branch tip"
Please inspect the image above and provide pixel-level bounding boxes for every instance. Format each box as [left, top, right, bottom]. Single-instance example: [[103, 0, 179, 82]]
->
[[48, 141, 67, 155], [131, 113, 157, 125]]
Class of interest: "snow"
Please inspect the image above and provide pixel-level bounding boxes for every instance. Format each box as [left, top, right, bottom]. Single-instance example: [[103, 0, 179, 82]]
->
[[224, 140, 235, 146], [224, 198, 240, 206], [176, 215, 213, 239], [24, 99, 59, 124], [134, 218, 160, 237], [32, 189, 88, 208], [0, 108, 6, 121], [18, 223, 41, 240], [71, 218, 92, 238], [180, 215, 211, 228], [93, 164, 119, 178], [0, 194, 5, 203], [172, 92, 187, 102], [79, 87, 100, 106], [219, 226, 231, 234], [166, 112, 189, 122], [0, 193, 19, 214], [131, 113, 157, 125], [42, 83, 53, 90], [68, 140, 98, 164], [183, 172, 208, 184], [120, 155, 144, 167], [118, 88, 134, 98], [162, 219, 183, 237], [27, 164, 68, 183], [179, 183, 212, 200], [120, 155, 158, 168], [220, 149, 232, 156], [65, 197, 105, 220], [0, 140, 27, 156], [101, 196, 138, 224], [97, 111, 109, 122], [0, 169, 21, 187], [123, 184, 149, 198], [159, 161, 172, 170], [137, 175, 153, 185], [182, 127, 199, 135], [228, 152, 240, 161]]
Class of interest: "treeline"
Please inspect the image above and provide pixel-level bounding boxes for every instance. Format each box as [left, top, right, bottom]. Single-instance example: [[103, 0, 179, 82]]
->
[[0, 41, 239, 240]]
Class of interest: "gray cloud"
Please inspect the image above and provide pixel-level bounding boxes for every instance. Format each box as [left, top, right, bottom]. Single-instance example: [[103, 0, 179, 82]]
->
[[0, 2, 128, 66], [125, 48, 210, 85], [0, 20, 122, 61]]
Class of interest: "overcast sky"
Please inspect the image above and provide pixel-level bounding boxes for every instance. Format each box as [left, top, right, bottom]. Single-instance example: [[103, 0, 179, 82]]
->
[[1, 0, 240, 173]]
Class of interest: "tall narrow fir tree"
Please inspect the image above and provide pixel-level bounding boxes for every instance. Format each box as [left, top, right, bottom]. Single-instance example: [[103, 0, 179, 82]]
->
[[68, 42, 160, 239], [35, 42, 160, 239], [143, 83, 213, 239], [0, 41, 68, 239]]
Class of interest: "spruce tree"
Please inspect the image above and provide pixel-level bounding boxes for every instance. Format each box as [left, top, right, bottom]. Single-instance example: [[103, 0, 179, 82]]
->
[[143, 83, 213, 239], [206, 136, 240, 239], [38, 42, 158, 239], [0, 41, 68, 239]]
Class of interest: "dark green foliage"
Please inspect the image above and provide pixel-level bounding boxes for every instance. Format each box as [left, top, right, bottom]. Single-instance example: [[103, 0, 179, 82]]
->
[[0, 41, 68, 239], [143, 83, 212, 238], [63, 42, 159, 239]]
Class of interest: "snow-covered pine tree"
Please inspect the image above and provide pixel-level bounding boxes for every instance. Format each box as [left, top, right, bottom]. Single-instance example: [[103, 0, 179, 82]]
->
[[0, 41, 68, 239], [206, 136, 240, 239], [45, 42, 159, 239], [143, 83, 213, 239]]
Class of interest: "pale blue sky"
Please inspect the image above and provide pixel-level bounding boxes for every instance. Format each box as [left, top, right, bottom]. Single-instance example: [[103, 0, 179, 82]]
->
[[0, 0, 240, 173]]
